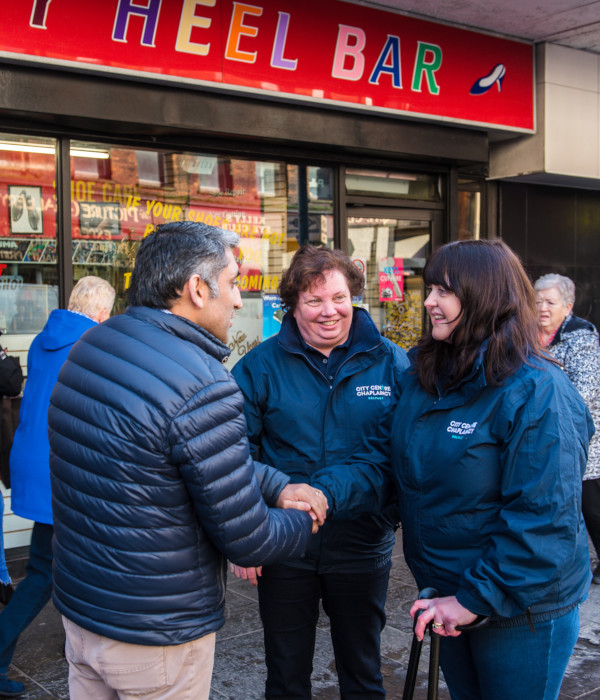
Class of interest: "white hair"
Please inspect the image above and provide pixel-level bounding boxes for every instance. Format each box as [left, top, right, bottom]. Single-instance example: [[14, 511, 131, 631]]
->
[[533, 273, 575, 306], [68, 276, 116, 319]]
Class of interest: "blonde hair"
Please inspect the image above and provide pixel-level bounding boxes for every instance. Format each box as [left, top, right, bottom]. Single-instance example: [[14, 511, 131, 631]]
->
[[68, 276, 116, 320]]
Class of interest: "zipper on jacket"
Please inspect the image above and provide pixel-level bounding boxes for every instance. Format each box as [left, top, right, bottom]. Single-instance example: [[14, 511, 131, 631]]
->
[[526, 608, 537, 634]]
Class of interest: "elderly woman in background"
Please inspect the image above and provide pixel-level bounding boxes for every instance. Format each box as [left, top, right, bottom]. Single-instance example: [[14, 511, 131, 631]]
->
[[534, 273, 600, 585]]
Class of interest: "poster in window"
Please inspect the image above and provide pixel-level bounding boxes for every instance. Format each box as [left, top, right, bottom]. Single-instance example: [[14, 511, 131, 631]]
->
[[8, 186, 43, 235], [378, 257, 404, 302], [262, 294, 283, 340], [78, 201, 121, 239]]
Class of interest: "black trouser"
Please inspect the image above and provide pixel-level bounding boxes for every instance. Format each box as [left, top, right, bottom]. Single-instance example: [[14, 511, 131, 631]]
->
[[257, 562, 391, 699], [582, 477, 600, 559]]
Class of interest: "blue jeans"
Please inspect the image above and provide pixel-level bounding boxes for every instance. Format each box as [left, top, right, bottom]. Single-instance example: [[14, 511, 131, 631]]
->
[[257, 563, 391, 699], [439, 605, 581, 700], [0, 522, 53, 675]]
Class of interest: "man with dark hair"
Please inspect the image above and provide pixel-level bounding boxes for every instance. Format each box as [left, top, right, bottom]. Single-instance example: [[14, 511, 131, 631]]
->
[[49, 223, 326, 700]]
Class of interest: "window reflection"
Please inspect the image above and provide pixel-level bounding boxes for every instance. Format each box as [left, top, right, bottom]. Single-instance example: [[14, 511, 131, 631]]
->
[[0, 138, 335, 365], [68, 143, 334, 365], [0, 135, 58, 366], [347, 216, 430, 350]]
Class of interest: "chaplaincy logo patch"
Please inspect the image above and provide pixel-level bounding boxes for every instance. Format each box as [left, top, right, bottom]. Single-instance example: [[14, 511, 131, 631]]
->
[[355, 384, 391, 400], [446, 420, 478, 439]]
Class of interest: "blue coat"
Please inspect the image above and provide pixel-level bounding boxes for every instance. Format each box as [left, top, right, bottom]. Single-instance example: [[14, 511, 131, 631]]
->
[[232, 307, 409, 573], [10, 309, 97, 524], [391, 348, 593, 618], [49, 306, 312, 645]]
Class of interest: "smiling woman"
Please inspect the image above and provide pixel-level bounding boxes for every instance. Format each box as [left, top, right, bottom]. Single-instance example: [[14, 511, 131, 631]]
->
[[424, 283, 462, 343], [388, 240, 593, 700], [231, 244, 409, 699], [292, 269, 354, 355]]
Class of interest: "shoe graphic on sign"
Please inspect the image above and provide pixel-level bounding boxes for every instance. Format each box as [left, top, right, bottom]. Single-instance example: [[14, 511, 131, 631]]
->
[[470, 64, 506, 95]]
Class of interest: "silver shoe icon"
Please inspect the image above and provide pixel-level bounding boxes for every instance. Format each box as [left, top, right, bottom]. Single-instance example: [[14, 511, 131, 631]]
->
[[470, 64, 506, 95]]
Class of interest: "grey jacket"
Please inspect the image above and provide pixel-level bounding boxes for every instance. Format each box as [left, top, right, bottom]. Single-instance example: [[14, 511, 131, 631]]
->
[[548, 314, 600, 480]]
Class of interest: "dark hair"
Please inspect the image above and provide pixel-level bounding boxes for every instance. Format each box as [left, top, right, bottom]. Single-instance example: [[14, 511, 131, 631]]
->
[[279, 245, 364, 312], [128, 221, 239, 308], [416, 239, 543, 393]]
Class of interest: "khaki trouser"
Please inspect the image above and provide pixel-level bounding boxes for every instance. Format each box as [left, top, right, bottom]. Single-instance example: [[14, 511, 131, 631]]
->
[[62, 616, 215, 700]]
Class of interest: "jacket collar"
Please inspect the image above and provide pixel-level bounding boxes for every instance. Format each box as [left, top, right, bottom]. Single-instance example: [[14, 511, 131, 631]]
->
[[408, 340, 489, 404], [551, 313, 596, 346], [437, 343, 488, 400], [125, 306, 231, 363]]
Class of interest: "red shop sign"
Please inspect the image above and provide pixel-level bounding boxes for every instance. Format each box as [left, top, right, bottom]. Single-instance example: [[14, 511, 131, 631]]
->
[[0, 0, 534, 132]]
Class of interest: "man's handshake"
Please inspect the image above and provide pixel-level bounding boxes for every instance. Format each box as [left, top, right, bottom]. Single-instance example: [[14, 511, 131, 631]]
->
[[229, 482, 328, 587]]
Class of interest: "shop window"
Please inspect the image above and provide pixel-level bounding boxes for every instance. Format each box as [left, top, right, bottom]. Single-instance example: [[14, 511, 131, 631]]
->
[[66, 143, 335, 362], [346, 168, 440, 201], [135, 150, 166, 187], [347, 215, 431, 350], [458, 178, 482, 240], [0, 134, 58, 351]]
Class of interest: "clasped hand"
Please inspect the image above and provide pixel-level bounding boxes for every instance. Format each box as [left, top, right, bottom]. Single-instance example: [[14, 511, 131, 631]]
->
[[275, 482, 328, 533], [230, 482, 328, 586]]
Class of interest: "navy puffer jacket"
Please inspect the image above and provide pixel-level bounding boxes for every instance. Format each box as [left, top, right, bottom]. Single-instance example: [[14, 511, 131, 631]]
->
[[49, 306, 312, 646]]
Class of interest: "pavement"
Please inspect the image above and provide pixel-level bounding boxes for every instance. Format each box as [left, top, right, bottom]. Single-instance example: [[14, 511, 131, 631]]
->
[[3, 536, 600, 699]]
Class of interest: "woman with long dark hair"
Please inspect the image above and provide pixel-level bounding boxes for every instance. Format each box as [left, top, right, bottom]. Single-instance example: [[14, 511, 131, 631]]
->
[[391, 240, 592, 700]]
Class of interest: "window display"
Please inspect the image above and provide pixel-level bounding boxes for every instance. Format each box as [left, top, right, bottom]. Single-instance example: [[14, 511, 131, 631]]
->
[[347, 216, 431, 350], [0, 139, 333, 366], [0, 134, 448, 366], [0, 136, 58, 362]]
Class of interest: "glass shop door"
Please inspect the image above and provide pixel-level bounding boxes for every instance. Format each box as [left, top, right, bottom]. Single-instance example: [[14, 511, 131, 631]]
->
[[346, 207, 443, 351]]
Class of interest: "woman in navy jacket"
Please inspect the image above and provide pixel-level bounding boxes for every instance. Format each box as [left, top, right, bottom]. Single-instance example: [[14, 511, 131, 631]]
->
[[393, 240, 592, 700], [232, 246, 408, 699]]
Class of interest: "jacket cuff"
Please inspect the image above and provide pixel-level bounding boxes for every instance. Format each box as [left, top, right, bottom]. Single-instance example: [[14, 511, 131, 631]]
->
[[456, 587, 495, 618], [311, 481, 335, 517], [254, 461, 291, 506]]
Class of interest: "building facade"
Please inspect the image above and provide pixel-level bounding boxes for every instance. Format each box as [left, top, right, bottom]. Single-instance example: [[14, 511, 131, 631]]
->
[[1, 1, 598, 551]]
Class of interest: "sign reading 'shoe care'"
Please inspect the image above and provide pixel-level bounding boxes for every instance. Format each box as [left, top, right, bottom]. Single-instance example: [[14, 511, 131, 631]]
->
[[1, 0, 534, 132]]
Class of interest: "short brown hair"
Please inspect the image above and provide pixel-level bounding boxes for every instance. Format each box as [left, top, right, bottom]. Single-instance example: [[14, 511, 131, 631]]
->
[[279, 246, 364, 312]]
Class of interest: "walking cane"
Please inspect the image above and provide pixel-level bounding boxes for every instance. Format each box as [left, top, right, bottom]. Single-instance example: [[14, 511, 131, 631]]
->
[[402, 587, 440, 700], [402, 588, 489, 700]]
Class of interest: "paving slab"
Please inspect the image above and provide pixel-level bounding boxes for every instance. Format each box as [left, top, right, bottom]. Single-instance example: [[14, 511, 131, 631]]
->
[[3, 540, 599, 699]]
